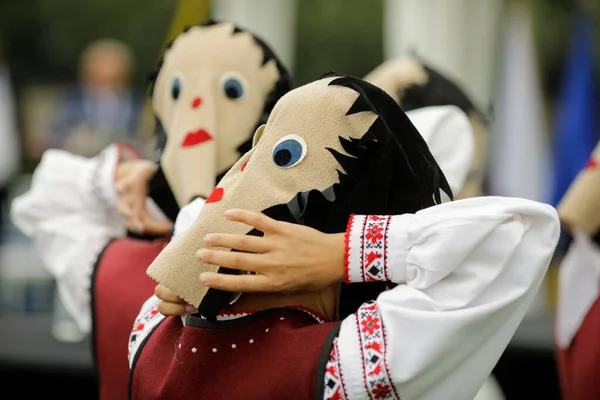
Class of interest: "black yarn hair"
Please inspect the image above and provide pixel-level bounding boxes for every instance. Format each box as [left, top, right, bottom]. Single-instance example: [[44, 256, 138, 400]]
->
[[198, 72, 453, 319], [146, 20, 293, 220], [399, 58, 489, 125]]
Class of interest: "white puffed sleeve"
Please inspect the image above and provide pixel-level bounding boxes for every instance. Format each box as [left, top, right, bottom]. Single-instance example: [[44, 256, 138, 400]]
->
[[10, 144, 140, 334], [323, 196, 559, 400]]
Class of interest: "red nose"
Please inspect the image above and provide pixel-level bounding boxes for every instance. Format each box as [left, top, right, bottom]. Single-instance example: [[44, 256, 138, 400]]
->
[[205, 187, 224, 204], [191, 97, 202, 109]]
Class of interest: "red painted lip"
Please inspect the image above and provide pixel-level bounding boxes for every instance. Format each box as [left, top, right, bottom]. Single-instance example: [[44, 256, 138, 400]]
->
[[181, 129, 213, 147], [205, 187, 224, 204]]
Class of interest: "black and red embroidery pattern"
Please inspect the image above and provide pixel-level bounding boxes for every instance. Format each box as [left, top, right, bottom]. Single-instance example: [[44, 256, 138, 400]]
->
[[360, 215, 391, 282], [128, 302, 162, 359], [355, 302, 399, 399], [324, 337, 348, 400]]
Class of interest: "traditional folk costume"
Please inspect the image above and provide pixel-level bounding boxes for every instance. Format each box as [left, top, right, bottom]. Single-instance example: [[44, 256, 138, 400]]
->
[[9, 61, 474, 400], [555, 142, 600, 400], [11, 21, 292, 400], [130, 74, 559, 400]]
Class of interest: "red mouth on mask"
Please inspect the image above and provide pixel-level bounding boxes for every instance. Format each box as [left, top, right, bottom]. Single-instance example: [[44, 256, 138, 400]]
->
[[205, 187, 224, 203], [181, 129, 213, 147]]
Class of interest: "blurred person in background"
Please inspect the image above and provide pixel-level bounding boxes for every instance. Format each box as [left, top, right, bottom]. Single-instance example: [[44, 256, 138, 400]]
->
[[0, 37, 21, 244], [555, 141, 600, 400], [49, 38, 144, 157]]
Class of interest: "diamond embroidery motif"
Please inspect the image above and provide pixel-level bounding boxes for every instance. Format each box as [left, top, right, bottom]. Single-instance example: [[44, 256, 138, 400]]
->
[[355, 302, 399, 399], [128, 303, 162, 359], [360, 216, 391, 282], [368, 265, 381, 277], [323, 338, 348, 400]]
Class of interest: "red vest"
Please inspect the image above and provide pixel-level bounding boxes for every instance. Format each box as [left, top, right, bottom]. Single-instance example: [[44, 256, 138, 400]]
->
[[130, 308, 340, 400], [556, 296, 600, 400], [92, 237, 169, 400]]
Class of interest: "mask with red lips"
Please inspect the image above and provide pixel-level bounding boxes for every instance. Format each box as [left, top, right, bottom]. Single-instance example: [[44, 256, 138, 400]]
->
[[147, 73, 452, 320], [147, 20, 292, 220]]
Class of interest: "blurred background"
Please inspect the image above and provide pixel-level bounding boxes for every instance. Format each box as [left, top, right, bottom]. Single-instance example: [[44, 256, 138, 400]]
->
[[0, 0, 597, 398]]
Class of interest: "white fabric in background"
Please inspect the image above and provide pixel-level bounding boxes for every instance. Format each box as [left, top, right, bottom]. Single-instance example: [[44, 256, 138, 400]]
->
[[406, 105, 474, 199], [10, 144, 166, 333]]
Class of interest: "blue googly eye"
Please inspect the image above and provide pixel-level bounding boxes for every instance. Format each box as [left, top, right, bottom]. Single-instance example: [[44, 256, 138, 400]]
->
[[220, 72, 245, 100], [272, 135, 307, 168], [171, 77, 181, 100]]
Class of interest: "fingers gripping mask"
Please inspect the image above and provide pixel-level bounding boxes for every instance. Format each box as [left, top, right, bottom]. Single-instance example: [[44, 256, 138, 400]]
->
[[147, 73, 451, 319], [558, 141, 600, 237], [364, 56, 488, 199], [150, 21, 292, 206]]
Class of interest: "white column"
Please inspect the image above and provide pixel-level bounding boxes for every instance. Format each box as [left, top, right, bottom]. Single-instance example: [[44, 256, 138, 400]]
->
[[383, 0, 503, 110], [211, 0, 299, 72]]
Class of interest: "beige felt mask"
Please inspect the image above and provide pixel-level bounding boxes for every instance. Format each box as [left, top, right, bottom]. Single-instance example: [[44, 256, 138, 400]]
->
[[363, 57, 428, 104], [153, 22, 281, 205], [147, 76, 384, 307], [364, 56, 487, 199], [558, 141, 600, 236]]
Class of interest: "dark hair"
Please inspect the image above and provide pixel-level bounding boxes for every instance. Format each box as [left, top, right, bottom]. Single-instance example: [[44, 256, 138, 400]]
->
[[400, 60, 488, 125], [199, 73, 452, 319]]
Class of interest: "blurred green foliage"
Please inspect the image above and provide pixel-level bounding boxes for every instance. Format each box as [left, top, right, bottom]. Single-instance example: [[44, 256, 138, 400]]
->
[[294, 0, 383, 85], [0, 0, 597, 98], [0, 0, 384, 91], [0, 0, 176, 89]]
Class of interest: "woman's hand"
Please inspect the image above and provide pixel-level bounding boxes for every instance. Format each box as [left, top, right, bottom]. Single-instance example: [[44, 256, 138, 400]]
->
[[115, 159, 173, 235], [198, 209, 346, 293]]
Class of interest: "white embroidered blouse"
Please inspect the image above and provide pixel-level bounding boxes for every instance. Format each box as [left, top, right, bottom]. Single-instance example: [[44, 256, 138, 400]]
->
[[130, 196, 559, 400]]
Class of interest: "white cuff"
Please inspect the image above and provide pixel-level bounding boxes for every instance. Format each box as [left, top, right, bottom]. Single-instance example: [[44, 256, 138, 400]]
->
[[86, 143, 140, 209]]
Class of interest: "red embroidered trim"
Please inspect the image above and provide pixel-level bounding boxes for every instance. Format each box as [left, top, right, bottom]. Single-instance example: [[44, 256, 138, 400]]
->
[[343, 214, 355, 284], [361, 216, 391, 282], [383, 216, 391, 282], [323, 337, 348, 400], [355, 302, 399, 400], [129, 303, 161, 358]]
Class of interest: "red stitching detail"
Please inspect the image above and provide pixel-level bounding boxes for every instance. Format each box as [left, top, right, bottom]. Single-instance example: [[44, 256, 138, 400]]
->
[[344, 214, 355, 284]]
